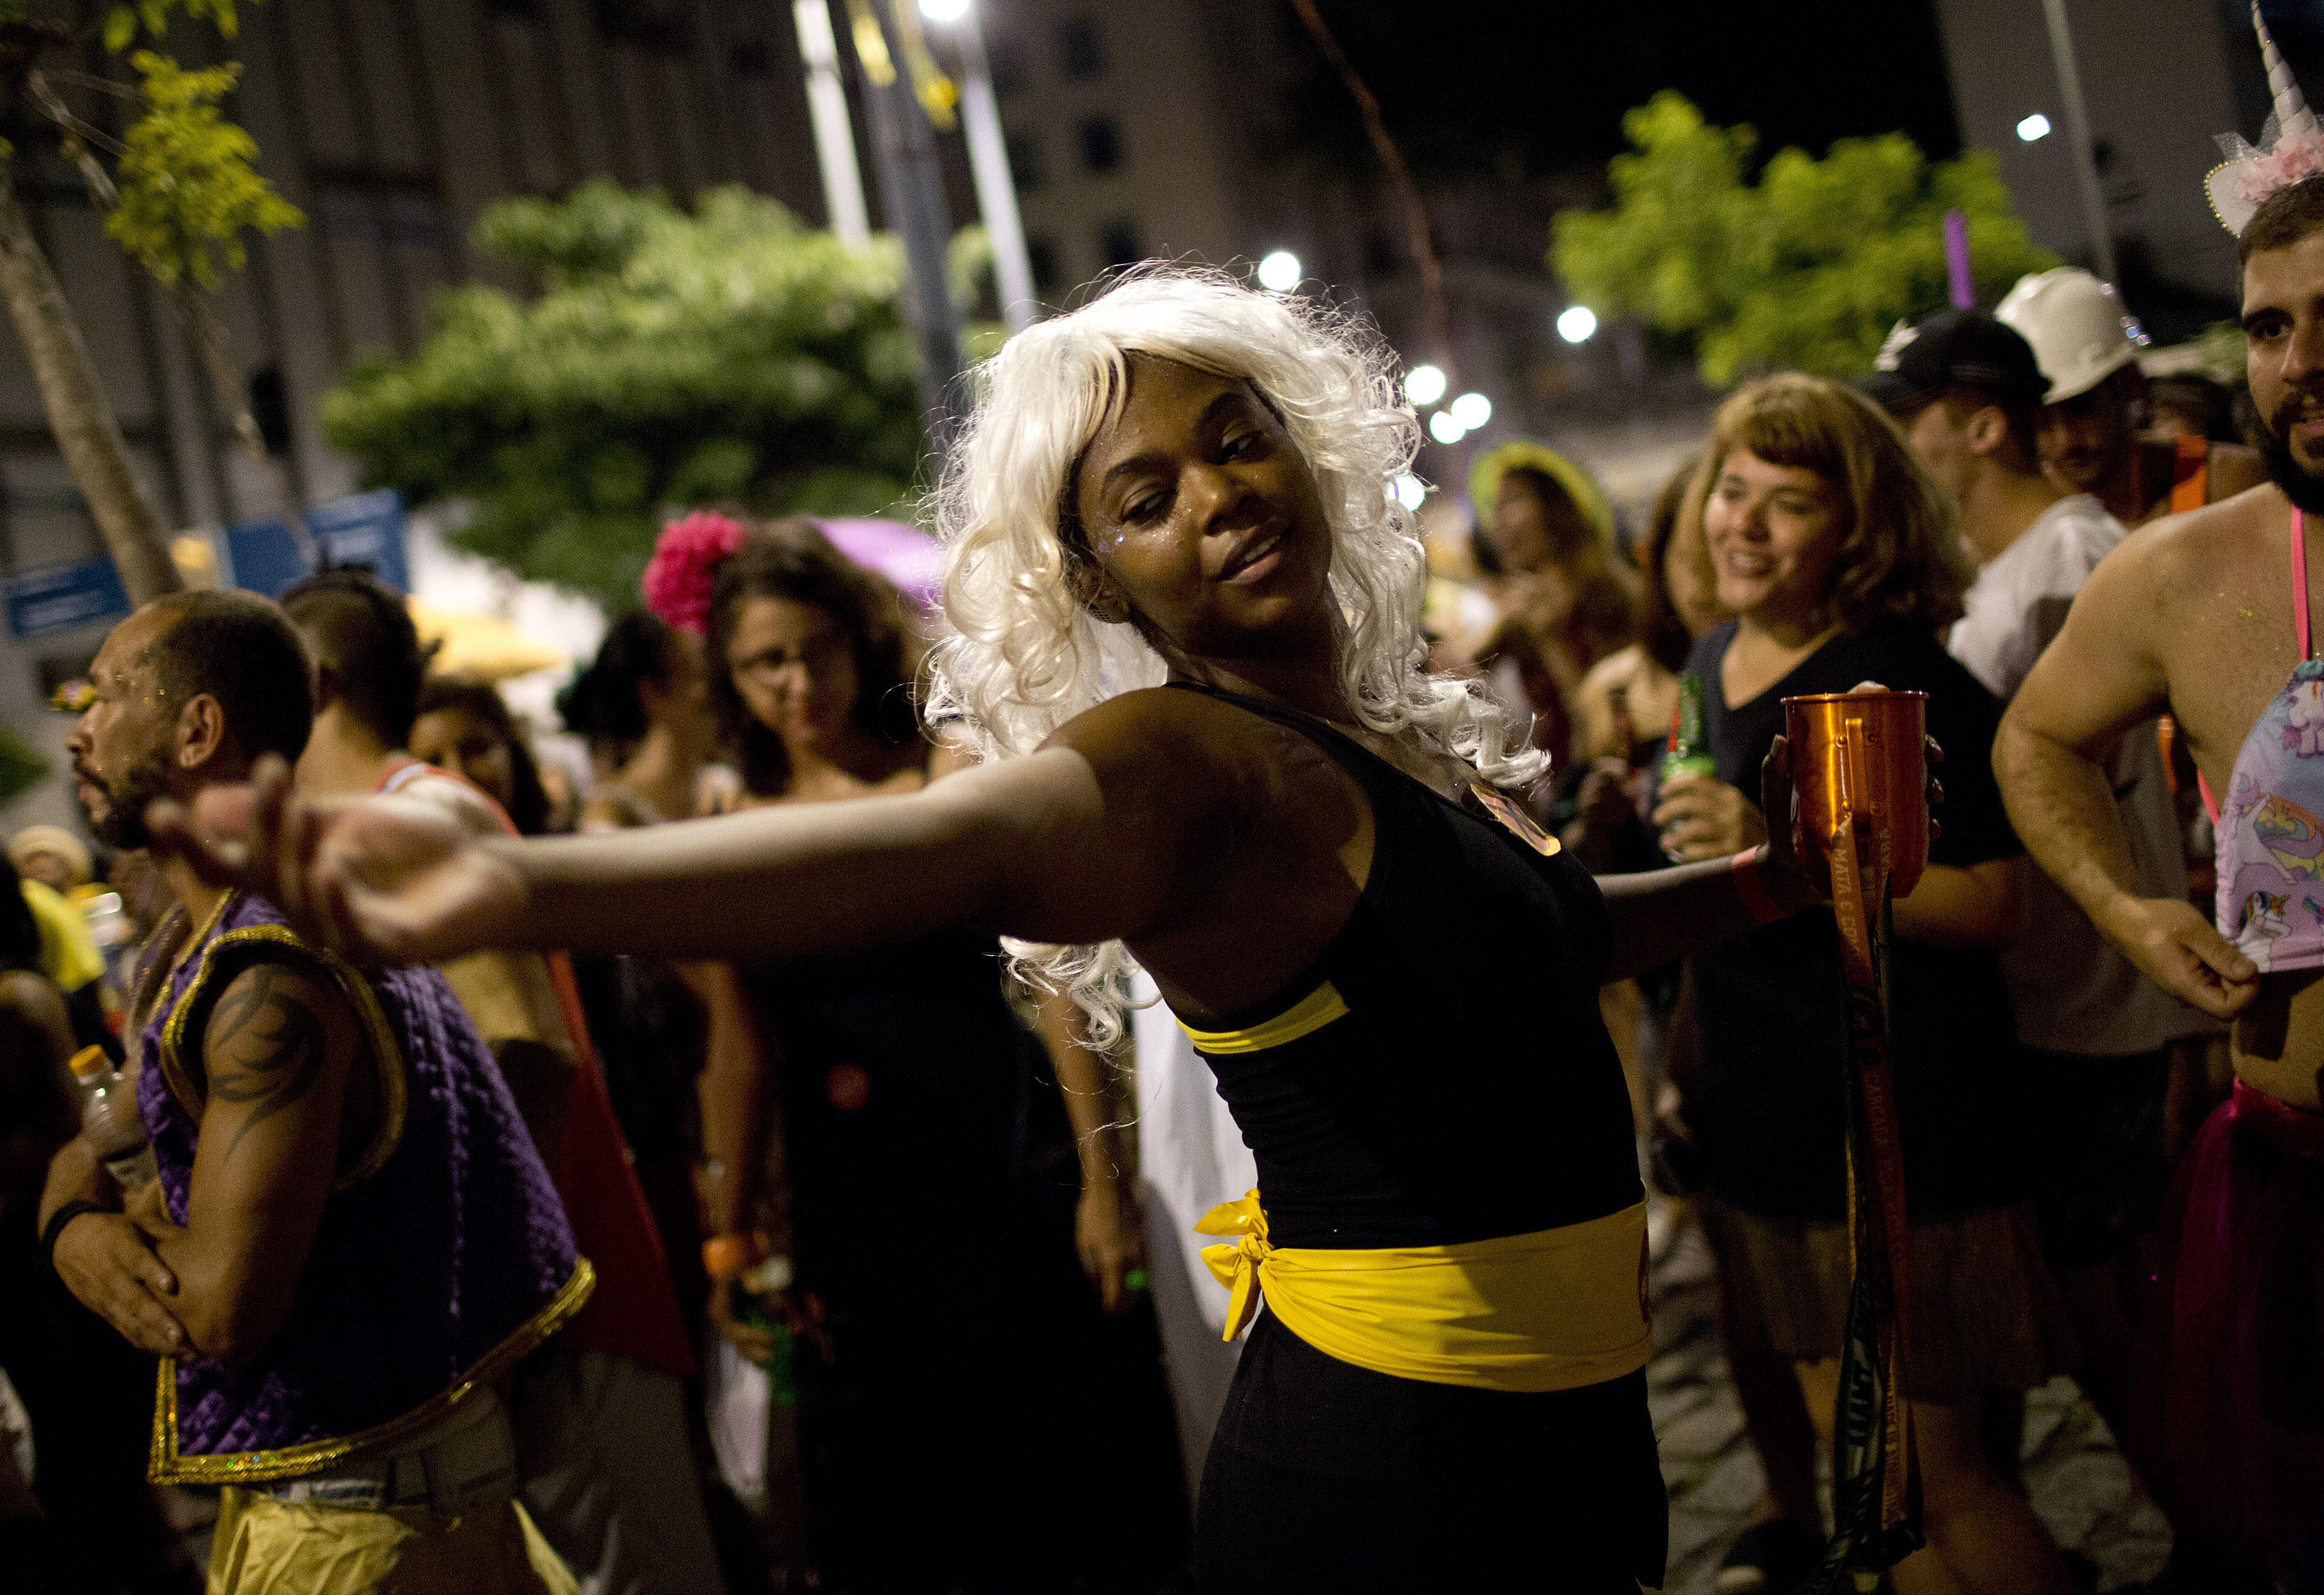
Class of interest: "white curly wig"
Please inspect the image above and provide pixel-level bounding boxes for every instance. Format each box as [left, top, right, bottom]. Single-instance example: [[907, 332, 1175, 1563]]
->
[[923, 265, 1547, 1045]]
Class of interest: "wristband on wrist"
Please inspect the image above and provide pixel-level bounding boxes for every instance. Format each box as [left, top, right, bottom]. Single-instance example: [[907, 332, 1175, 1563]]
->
[[42, 1201, 104, 1274], [1730, 846, 1786, 924], [702, 1230, 772, 1284]]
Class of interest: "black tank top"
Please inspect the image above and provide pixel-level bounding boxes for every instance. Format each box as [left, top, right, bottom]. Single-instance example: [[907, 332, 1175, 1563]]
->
[[1165, 683, 1640, 1250]]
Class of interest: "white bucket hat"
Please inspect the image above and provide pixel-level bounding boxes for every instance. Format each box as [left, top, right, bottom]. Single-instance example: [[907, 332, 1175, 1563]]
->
[[1995, 268, 2148, 404]]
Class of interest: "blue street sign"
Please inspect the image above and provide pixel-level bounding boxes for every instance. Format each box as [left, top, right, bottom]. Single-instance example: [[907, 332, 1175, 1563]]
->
[[4, 556, 131, 640], [223, 489, 409, 598], [222, 519, 310, 600]]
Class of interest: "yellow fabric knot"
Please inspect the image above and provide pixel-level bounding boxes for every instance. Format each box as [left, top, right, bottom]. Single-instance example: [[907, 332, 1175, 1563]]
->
[[1195, 1190, 1272, 1342]]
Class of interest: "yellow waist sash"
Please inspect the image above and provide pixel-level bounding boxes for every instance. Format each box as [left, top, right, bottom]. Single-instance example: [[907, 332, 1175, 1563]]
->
[[1196, 1191, 1652, 1393]]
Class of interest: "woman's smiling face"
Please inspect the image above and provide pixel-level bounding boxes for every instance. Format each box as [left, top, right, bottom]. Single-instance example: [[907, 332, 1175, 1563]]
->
[[1701, 448, 1848, 625], [1069, 356, 1337, 663]]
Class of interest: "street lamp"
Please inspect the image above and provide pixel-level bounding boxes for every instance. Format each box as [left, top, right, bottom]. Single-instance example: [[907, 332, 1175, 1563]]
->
[[1557, 305, 1597, 344], [1404, 364, 1447, 407], [1257, 250, 1303, 293], [917, 0, 1036, 330], [793, 1, 871, 249]]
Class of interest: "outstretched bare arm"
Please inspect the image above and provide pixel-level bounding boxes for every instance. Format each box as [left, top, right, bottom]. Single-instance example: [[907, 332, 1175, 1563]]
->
[[152, 697, 1230, 972], [1995, 535, 2258, 1018]]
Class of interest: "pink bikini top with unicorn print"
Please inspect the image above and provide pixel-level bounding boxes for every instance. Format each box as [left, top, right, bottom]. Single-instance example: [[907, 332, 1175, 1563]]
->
[[2213, 508, 2324, 972]]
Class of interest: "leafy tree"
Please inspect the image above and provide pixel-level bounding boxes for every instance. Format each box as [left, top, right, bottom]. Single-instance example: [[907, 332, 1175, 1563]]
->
[[0, 720, 46, 808], [324, 181, 978, 610], [0, 1, 303, 603], [1553, 93, 2057, 387]]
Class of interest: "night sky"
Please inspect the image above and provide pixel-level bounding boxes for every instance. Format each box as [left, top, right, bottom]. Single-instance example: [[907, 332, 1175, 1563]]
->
[[1283, 0, 1962, 184]]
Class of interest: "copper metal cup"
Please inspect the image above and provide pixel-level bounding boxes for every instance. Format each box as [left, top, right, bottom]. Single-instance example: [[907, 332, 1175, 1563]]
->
[[1781, 691, 1929, 901]]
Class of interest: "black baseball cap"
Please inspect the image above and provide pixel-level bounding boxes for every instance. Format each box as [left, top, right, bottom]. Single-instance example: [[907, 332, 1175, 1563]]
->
[[1861, 307, 2049, 415]]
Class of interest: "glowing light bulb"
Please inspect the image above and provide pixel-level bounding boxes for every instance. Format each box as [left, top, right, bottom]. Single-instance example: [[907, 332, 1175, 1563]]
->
[[2016, 113, 2051, 143], [1256, 251, 1303, 292], [1404, 364, 1447, 407], [1392, 475, 1427, 511], [1557, 305, 1597, 344], [1450, 392, 1492, 430], [1427, 410, 1466, 445]]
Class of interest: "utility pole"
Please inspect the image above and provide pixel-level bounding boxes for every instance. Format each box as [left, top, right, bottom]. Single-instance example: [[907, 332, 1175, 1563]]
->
[[847, 0, 965, 450], [2038, 0, 2119, 285], [931, 4, 1036, 331], [792, 1, 871, 248]]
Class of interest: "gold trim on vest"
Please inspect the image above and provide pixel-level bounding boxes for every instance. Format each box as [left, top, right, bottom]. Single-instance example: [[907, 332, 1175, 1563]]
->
[[150, 1256, 595, 1485]]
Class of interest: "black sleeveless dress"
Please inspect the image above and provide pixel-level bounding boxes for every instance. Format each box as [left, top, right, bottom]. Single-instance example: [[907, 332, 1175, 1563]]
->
[[1169, 685, 1666, 1594], [743, 929, 1189, 1588]]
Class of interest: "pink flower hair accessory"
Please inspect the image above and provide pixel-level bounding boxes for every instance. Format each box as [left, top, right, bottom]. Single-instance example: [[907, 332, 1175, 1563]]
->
[[642, 511, 749, 635]]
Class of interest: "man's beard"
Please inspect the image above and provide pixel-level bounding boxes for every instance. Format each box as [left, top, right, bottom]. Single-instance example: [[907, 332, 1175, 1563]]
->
[[2261, 396, 2324, 515], [77, 749, 172, 851]]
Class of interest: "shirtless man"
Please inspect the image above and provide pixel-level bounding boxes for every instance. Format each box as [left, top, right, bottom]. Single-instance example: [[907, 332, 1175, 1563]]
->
[[1995, 176, 2324, 1585]]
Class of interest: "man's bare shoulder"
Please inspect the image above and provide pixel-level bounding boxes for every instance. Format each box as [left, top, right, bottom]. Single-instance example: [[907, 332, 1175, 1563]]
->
[[2115, 481, 2287, 588]]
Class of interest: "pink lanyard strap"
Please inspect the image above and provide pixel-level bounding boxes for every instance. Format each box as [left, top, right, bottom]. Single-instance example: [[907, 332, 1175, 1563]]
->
[[2298, 507, 2313, 660]]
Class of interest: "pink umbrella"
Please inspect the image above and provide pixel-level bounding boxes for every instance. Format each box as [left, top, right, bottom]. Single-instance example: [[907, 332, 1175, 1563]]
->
[[813, 518, 945, 612], [645, 511, 948, 635]]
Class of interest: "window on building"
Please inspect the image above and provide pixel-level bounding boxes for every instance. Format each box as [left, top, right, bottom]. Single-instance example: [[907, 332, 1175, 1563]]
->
[[1078, 117, 1120, 175], [593, 0, 686, 52], [306, 168, 455, 252], [1059, 16, 1105, 80], [247, 366, 291, 455], [1006, 133, 1041, 194], [1100, 219, 1142, 270], [1026, 238, 1059, 294], [986, 34, 1029, 96]]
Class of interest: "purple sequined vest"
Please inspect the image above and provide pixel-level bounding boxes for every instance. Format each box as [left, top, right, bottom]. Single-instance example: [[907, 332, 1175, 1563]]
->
[[133, 894, 588, 1484]]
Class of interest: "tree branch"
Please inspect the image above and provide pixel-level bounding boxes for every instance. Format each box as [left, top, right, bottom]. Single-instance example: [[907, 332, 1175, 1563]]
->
[[1284, 0, 1450, 378]]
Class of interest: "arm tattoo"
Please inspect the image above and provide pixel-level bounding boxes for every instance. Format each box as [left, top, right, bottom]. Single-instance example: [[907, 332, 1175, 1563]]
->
[[208, 966, 329, 1161]]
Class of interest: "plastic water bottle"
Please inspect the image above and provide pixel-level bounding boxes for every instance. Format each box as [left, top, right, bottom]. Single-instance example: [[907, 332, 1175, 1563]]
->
[[70, 1046, 156, 1195]]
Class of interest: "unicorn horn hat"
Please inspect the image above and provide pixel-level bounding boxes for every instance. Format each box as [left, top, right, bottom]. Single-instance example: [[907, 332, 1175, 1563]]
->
[[2209, 1, 2324, 235]]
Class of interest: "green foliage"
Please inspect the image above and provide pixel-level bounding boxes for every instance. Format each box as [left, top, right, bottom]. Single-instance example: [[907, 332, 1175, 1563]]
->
[[1552, 93, 2059, 386], [105, 0, 241, 51], [322, 181, 940, 608], [103, 52, 302, 289], [0, 721, 48, 809]]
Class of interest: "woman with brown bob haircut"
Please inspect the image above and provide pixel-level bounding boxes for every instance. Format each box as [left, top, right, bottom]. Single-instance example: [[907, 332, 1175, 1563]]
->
[[1652, 374, 2078, 1595], [706, 519, 927, 803]]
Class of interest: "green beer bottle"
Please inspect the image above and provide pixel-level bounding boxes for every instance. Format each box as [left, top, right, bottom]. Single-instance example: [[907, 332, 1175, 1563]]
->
[[1658, 673, 1717, 861]]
